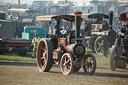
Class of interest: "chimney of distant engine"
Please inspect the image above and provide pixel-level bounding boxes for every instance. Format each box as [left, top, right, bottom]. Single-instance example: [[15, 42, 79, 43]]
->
[[74, 12, 82, 43], [18, 0, 20, 8], [109, 11, 113, 30]]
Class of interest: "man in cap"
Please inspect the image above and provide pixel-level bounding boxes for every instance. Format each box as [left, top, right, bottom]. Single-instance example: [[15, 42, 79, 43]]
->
[[60, 26, 67, 35], [31, 33, 40, 58]]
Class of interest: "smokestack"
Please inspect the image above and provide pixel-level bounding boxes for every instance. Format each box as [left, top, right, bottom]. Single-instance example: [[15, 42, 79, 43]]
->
[[74, 12, 82, 43], [65, 0, 67, 4], [18, 0, 20, 8], [109, 11, 113, 30], [18, 0, 20, 5]]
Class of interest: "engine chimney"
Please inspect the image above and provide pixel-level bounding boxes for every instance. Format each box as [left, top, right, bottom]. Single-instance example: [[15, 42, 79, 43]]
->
[[109, 11, 113, 30], [74, 12, 82, 43]]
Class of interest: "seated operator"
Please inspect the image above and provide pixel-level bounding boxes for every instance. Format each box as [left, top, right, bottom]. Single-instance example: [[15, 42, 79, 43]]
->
[[60, 26, 67, 35]]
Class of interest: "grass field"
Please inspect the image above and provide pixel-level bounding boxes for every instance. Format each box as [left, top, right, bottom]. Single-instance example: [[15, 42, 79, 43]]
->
[[0, 52, 35, 63], [0, 49, 107, 64]]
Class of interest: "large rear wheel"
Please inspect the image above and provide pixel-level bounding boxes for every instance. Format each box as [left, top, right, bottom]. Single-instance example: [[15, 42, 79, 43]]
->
[[37, 38, 53, 72], [83, 54, 96, 75], [60, 53, 74, 75]]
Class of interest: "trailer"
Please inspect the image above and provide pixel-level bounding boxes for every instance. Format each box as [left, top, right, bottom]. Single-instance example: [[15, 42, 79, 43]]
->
[[0, 38, 31, 55], [0, 20, 31, 55]]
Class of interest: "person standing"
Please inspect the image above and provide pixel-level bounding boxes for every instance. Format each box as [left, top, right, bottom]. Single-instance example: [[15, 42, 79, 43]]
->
[[31, 33, 40, 58], [48, 24, 56, 36]]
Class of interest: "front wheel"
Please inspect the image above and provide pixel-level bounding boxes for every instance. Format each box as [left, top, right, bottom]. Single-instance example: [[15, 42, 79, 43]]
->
[[110, 45, 117, 71], [83, 54, 96, 75], [60, 53, 74, 75]]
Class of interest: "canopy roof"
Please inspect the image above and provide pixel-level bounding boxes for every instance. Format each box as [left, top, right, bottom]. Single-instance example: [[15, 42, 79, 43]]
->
[[36, 15, 75, 21], [36, 15, 57, 21], [36, 13, 109, 22], [119, 12, 128, 21], [69, 13, 109, 19], [54, 15, 75, 21], [8, 9, 41, 13], [0, 10, 5, 14], [0, 20, 13, 23], [87, 13, 109, 19]]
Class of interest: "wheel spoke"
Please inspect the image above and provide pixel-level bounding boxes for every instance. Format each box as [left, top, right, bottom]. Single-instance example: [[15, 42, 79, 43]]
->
[[63, 62, 65, 66], [41, 47, 44, 51], [41, 56, 45, 60], [84, 56, 93, 73], [97, 42, 101, 45], [96, 39, 104, 54], [41, 46, 47, 52], [96, 42, 101, 52], [40, 46, 47, 67], [66, 59, 70, 64], [66, 67, 69, 72], [65, 56, 67, 63]]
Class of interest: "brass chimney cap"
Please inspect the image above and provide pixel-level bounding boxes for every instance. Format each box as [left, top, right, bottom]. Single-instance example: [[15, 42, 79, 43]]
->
[[74, 12, 82, 16], [109, 11, 113, 13]]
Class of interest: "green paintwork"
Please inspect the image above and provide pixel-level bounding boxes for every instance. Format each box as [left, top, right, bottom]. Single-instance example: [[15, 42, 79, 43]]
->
[[22, 26, 45, 40], [0, 42, 5, 50]]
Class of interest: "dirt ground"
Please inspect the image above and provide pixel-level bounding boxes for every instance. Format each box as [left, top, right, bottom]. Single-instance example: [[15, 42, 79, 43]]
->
[[0, 57, 128, 85]]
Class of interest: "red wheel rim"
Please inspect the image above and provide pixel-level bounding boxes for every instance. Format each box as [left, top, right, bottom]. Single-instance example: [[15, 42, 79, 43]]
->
[[61, 54, 72, 74], [83, 56, 94, 73], [37, 41, 48, 70]]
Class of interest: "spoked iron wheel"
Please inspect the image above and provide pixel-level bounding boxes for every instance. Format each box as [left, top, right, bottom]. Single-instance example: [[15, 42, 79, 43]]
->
[[60, 53, 74, 75], [110, 45, 117, 71], [83, 54, 96, 75], [37, 38, 53, 72], [94, 37, 104, 55]]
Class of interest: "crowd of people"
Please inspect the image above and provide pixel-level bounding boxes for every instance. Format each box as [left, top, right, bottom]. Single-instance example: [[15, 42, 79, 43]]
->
[[112, 22, 128, 34]]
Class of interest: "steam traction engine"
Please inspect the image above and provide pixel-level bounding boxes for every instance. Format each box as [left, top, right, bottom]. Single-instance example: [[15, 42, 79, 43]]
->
[[110, 12, 128, 71], [36, 12, 96, 75]]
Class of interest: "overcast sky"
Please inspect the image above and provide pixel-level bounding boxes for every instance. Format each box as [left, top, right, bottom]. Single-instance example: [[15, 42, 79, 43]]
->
[[0, 0, 118, 5], [0, 0, 94, 4]]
